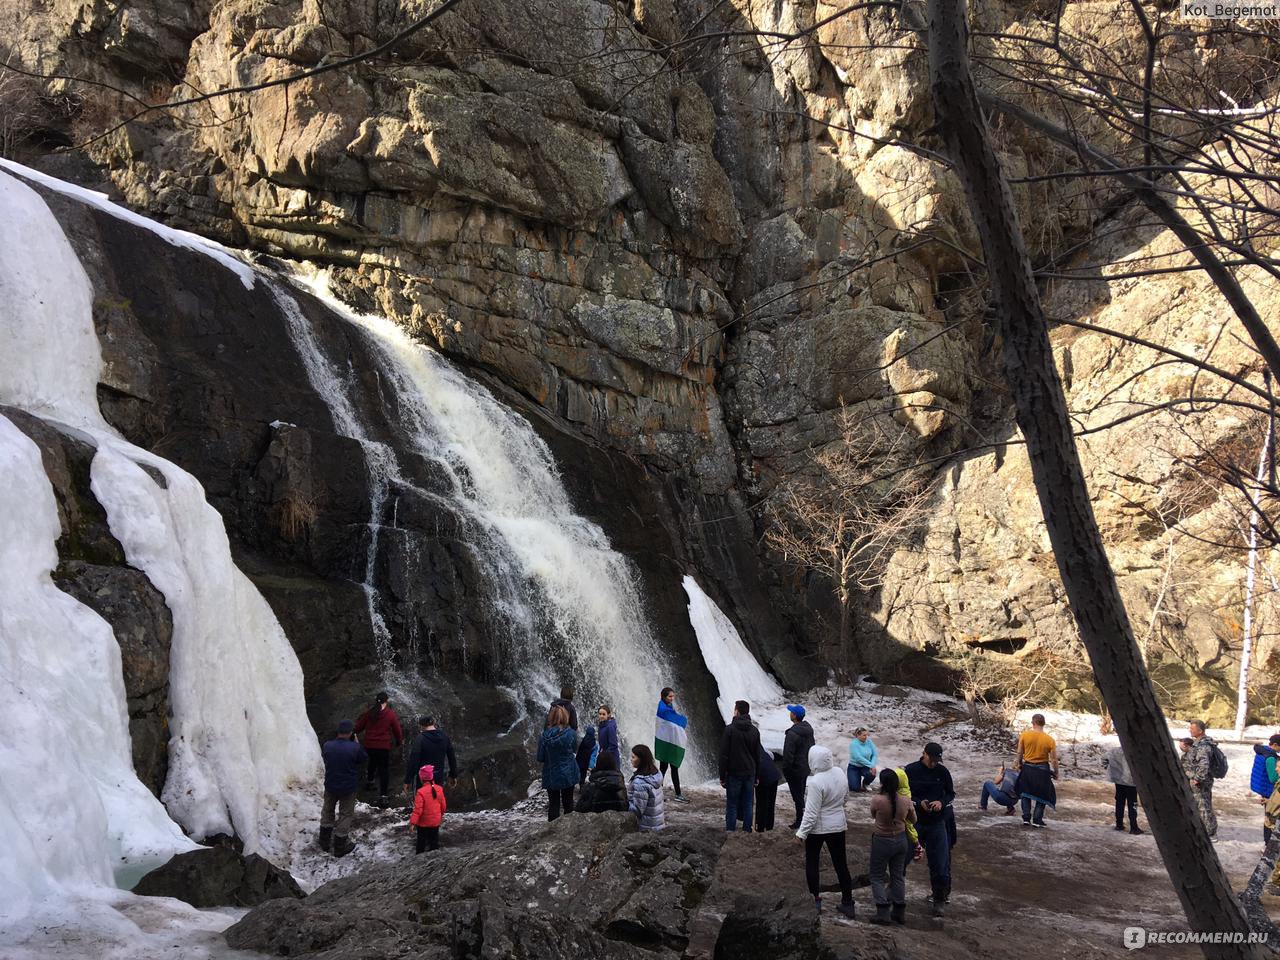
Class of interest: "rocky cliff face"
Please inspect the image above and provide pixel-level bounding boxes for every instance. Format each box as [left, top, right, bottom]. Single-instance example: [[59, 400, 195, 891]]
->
[[6, 0, 1276, 720]]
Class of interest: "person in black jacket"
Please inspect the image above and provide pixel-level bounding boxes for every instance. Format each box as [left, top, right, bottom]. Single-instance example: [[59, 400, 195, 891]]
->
[[320, 719, 367, 857], [720, 700, 761, 832], [551, 686, 579, 731], [403, 716, 458, 795], [904, 742, 956, 916], [782, 705, 815, 830], [575, 751, 630, 813], [755, 747, 783, 831]]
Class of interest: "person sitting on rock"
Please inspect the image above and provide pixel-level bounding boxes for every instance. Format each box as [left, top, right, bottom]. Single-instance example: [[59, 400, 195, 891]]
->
[[978, 763, 1019, 815], [320, 719, 367, 857], [410, 764, 447, 853], [576, 751, 630, 813], [628, 744, 666, 831]]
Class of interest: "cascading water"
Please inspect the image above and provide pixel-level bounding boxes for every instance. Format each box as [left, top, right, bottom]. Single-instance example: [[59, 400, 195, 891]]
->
[[277, 275, 699, 771], [0, 167, 320, 924]]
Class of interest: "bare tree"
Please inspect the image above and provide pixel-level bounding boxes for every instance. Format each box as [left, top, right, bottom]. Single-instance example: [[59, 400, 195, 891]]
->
[[764, 412, 934, 674]]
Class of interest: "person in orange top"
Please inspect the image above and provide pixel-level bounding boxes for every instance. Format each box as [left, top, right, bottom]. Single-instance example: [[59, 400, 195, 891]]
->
[[410, 764, 447, 853], [1016, 713, 1059, 827]]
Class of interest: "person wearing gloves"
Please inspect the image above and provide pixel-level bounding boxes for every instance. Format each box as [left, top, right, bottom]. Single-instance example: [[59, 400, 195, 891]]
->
[[847, 727, 878, 792], [795, 744, 856, 919]]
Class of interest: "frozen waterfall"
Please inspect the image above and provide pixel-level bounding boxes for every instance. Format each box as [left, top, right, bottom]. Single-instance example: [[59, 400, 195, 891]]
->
[[683, 575, 783, 722], [0, 167, 320, 921]]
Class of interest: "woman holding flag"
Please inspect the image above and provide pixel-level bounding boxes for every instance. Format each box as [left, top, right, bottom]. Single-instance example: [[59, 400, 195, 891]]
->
[[655, 687, 691, 804]]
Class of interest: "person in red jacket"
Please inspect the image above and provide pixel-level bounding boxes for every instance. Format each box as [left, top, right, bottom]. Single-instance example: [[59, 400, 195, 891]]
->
[[355, 691, 403, 806], [410, 764, 447, 852]]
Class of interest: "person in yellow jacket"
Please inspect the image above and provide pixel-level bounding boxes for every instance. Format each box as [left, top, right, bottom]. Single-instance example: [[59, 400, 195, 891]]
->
[[895, 767, 922, 856]]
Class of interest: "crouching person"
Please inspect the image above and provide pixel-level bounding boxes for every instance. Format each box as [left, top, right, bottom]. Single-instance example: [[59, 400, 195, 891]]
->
[[410, 764, 447, 853], [321, 719, 367, 857]]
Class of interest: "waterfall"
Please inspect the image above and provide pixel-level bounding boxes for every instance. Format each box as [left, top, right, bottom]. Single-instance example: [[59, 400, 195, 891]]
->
[[0, 167, 319, 905], [683, 575, 783, 722], [278, 275, 692, 770]]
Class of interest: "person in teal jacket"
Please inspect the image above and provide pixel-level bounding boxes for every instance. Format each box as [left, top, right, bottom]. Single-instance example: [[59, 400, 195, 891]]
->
[[848, 727, 879, 792]]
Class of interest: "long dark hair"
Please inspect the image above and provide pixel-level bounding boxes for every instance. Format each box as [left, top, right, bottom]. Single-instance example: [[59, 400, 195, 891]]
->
[[368, 690, 388, 716], [631, 744, 658, 778], [878, 768, 899, 796], [659, 687, 674, 701]]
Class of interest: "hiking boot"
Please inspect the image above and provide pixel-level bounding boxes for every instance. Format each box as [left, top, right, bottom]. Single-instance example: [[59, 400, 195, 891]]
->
[[332, 835, 356, 858], [1114, 823, 1125, 831], [318, 826, 333, 852], [837, 901, 856, 920], [930, 897, 945, 918], [1129, 825, 1144, 835], [1004, 806, 1016, 815], [891, 902, 906, 925], [870, 903, 891, 925]]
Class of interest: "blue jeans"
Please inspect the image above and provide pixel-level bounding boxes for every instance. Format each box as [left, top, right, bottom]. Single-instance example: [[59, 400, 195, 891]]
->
[[847, 765, 875, 791], [725, 774, 754, 830], [980, 780, 1016, 810], [1022, 796, 1046, 823]]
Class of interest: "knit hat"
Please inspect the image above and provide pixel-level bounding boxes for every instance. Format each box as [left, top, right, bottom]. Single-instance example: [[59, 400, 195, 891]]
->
[[337, 719, 355, 733], [788, 704, 806, 720], [419, 765, 435, 783]]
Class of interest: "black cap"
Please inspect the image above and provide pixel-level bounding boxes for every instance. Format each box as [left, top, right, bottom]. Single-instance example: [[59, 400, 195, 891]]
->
[[376, 690, 389, 703], [924, 742, 943, 759]]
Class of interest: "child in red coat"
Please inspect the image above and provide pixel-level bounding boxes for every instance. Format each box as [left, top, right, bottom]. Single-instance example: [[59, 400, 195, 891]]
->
[[410, 764, 447, 852]]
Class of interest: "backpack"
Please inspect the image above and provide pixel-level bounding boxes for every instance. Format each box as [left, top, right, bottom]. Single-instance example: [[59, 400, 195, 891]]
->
[[1208, 742, 1229, 780]]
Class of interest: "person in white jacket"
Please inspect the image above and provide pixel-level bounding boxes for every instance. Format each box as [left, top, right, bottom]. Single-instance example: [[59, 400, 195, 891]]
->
[[795, 745, 856, 918]]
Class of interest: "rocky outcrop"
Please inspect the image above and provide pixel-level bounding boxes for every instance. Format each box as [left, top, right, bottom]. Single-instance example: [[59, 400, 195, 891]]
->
[[133, 845, 305, 907], [226, 814, 723, 959]]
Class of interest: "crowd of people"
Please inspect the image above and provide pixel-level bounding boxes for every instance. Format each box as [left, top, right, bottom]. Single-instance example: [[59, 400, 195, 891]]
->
[[316, 687, 1273, 921]]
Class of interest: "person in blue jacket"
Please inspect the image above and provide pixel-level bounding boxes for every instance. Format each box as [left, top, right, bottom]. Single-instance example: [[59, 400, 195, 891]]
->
[[848, 727, 879, 792], [597, 705, 620, 766], [1253, 734, 1280, 840], [538, 704, 580, 821], [320, 719, 367, 857]]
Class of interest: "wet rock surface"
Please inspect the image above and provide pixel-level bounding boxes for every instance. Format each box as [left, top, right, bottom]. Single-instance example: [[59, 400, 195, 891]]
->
[[133, 846, 306, 907]]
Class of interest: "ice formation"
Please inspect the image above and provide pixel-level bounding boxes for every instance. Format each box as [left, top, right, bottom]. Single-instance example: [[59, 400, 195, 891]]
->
[[0, 164, 319, 922], [682, 575, 783, 721]]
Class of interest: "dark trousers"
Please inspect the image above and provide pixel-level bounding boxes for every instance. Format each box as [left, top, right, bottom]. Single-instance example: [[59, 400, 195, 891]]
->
[[548, 786, 575, 821], [755, 780, 778, 831], [1021, 796, 1046, 823], [725, 774, 754, 830], [804, 831, 853, 901], [365, 748, 391, 795], [786, 774, 806, 826], [919, 818, 952, 897], [415, 826, 440, 852], [847, 765, 875, 791], [1115, 784, 1138, 828], [869, 833, 909, 906], [660, 761, 682, 795]]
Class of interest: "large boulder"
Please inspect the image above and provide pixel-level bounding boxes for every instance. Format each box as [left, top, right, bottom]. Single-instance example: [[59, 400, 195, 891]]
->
[[225, 814, 724, 959], [133, 846, 305, 907]]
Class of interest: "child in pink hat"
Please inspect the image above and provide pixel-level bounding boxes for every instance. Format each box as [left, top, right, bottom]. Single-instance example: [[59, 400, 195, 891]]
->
[[410, 764, 447, 852]]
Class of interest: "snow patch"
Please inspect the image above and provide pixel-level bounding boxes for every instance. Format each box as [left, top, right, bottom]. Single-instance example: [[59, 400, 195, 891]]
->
[[682, 575, 783, 722], [0, 159, 255, 290]]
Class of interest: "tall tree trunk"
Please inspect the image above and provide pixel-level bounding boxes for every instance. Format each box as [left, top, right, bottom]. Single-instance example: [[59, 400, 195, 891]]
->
[[926, 0, 1267, 954]]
